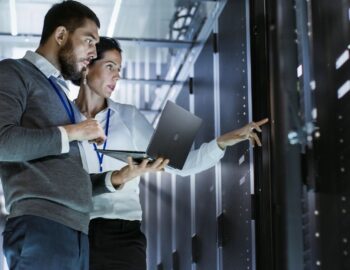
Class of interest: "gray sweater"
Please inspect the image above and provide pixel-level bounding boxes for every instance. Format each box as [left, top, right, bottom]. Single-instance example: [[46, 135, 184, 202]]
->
[[0, 57, 107, 234]]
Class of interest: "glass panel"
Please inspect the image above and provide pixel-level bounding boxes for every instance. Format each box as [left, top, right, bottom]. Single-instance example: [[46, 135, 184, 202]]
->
[[111, 0, 217, 41], [0, 0, 218, 42], [0, 0, 223, 113]]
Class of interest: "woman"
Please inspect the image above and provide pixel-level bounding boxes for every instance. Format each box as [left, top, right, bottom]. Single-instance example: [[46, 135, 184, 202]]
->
[[75, 37, 268, 270]]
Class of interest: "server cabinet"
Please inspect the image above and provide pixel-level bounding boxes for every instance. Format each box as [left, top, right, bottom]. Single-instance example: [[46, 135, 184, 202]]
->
[[219, 0, 256, 269], [142, 1, 258, 269], [311, 0, 350, 269], [250, 0, 350, 269], [193, 35, 218, 270]]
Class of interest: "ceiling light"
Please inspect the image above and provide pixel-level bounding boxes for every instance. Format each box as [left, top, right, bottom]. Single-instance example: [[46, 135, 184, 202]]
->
[[107, 0, 122, 37]]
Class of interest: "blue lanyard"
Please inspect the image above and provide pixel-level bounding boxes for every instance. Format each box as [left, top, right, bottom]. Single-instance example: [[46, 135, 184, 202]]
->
[[48, 77, 76, 124], [93, 108, 111, 172]]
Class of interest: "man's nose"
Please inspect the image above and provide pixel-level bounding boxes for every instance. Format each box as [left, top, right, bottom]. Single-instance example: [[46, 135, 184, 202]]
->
[[89, 47, 97, 60]]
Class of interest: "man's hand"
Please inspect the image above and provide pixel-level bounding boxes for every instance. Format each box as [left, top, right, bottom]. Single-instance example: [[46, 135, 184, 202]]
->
[[217, 118, 269, 149], [111, 157, 170, 188], [63, 119, 106, 145]]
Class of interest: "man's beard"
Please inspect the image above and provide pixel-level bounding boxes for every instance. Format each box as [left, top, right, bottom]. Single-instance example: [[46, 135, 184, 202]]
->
[[58, 38, 81, 81]]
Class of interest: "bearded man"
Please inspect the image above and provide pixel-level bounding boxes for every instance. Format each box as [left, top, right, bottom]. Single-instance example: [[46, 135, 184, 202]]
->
[[0, 1, 123, 269]]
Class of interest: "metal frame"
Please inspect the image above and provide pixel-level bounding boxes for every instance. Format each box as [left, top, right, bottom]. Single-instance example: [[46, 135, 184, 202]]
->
[[150, 0, 227, 111], [0, 33, 193, 49], [250, 0, 305, 269]]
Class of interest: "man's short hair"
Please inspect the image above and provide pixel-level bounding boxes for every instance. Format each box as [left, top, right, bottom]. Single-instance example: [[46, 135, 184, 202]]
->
[[39, 1, 100, 45]]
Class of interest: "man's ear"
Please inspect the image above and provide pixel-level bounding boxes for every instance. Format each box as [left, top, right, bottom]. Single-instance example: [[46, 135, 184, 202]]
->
[[54, 26, 68, 46]]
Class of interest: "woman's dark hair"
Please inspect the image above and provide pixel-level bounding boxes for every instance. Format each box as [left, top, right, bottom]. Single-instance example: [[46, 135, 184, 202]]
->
[[40, 1, 100, 45], [71, 37, 122, 86], [90, 37, 122, 65]]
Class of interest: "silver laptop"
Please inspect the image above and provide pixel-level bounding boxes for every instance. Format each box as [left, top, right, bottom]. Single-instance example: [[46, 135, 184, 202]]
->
[[96, 101, 202, 169]]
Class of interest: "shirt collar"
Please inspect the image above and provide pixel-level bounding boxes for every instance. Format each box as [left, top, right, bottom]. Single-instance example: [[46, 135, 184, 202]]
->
[[106, 98, 119, 113], [23, 50, 62, 80], [77, 99, 118, 120]]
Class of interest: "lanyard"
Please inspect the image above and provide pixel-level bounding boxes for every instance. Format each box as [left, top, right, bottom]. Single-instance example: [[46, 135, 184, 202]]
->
[[93, 108, 111, 172], [48, 77, 76, 124]]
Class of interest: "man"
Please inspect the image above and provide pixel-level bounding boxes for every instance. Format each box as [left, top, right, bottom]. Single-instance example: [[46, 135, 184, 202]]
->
[[0, 1, 134, 269]]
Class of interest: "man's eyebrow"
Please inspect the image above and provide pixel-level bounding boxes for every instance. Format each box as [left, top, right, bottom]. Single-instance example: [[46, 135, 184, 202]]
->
[[83, 32, 99, 41]]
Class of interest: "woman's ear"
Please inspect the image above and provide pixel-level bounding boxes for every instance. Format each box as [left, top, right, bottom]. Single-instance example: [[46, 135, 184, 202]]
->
[[54, 26, 68, 46]]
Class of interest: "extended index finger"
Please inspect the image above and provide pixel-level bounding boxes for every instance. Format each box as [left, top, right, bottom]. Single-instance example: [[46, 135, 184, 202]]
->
[[256, 118, 269, 127]]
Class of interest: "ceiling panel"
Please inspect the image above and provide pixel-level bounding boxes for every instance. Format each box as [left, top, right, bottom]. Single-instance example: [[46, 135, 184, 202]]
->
[[0, 0, 224, 114], [0, 0, 217, 40]]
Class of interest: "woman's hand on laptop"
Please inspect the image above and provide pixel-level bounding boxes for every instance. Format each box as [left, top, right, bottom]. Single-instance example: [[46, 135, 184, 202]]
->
[[111, 157, 169, 188], [217, 118, 269, 149]]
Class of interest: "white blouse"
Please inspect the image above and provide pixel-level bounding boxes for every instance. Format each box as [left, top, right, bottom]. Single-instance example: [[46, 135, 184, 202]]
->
[[79, 99, 225, 221]]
